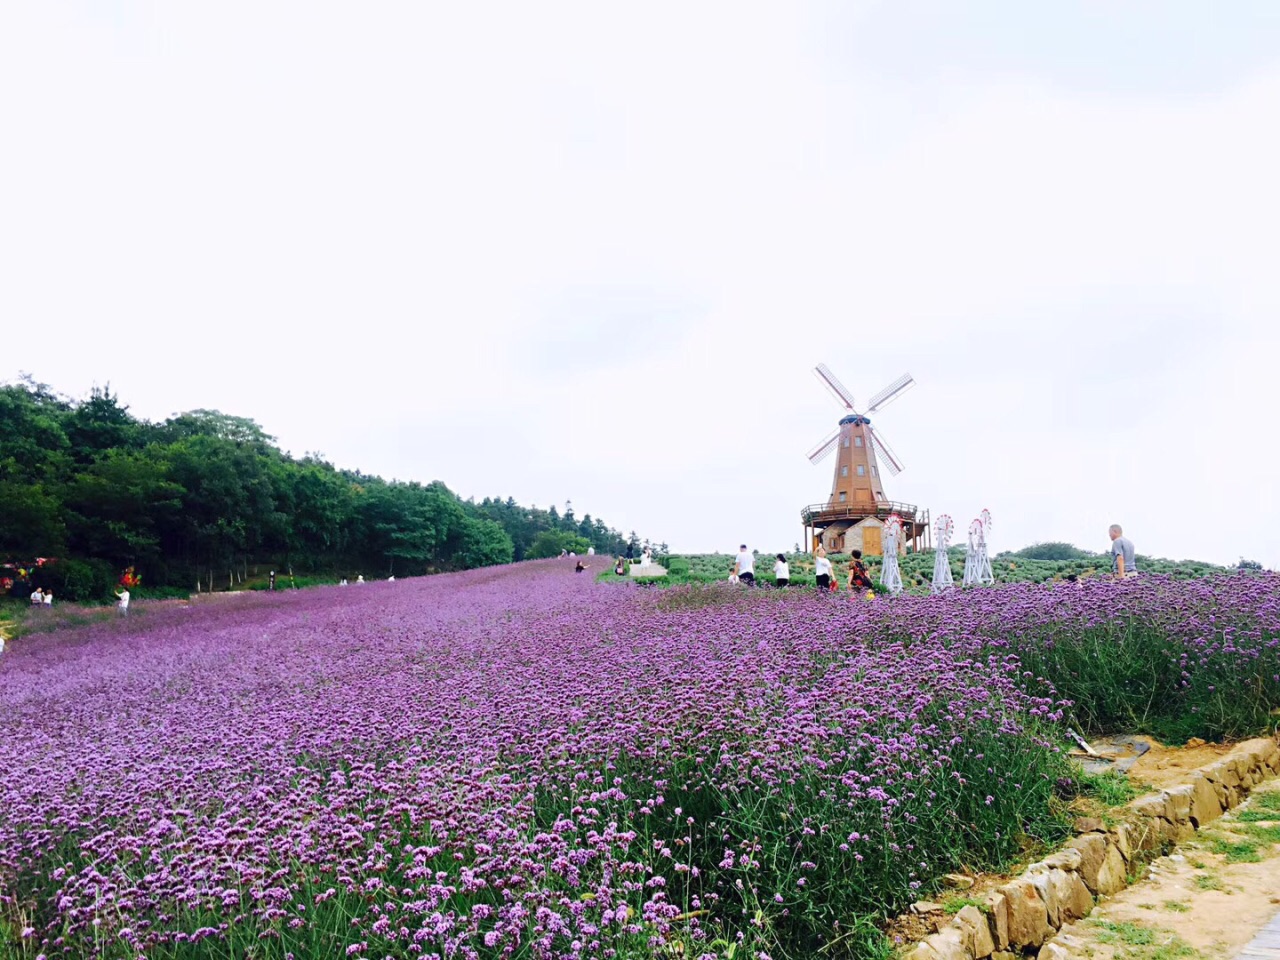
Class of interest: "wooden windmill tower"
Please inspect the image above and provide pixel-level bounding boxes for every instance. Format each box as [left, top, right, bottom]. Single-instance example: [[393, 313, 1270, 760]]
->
[[800, 364, 929, 556]]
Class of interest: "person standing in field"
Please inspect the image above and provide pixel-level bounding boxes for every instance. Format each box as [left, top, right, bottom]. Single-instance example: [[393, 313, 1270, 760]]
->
[[43, 589, 53, 607], [115, 587, 130, 615], [30, 588, 44, 608], [1109, 524, 1138, 578], [774, 553, 790, 588], [814, 547, 833, 592], [733, 544, 755, 585]]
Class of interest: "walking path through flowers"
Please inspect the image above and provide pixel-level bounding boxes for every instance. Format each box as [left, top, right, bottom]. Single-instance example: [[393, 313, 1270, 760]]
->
[[1043, 778, 1280, 960]]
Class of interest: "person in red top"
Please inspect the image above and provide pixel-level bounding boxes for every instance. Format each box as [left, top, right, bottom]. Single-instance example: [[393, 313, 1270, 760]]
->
[[846, 550, 873, 592]]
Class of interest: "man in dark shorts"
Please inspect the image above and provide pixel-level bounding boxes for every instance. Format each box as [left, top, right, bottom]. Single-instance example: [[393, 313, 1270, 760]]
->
[[733, 544, 755, 585]]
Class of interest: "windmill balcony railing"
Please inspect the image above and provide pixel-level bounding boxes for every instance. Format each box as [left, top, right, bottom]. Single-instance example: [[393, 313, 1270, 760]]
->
[[800, 500, 924, 525]]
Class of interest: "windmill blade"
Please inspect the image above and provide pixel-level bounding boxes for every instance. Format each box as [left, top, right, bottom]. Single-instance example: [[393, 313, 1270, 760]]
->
[[867, 373, 915, 413], [813, 363, 855, 410], [867, 425, 904, 475], [806, 429, 840, 464]]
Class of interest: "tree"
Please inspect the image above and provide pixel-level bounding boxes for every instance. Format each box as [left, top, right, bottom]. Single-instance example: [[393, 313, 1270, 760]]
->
[[456, 517, 515, 568], [0, 481, 66, 556], [64, 385, 138, 462], [62, 449, 183, 569], [0, 378, 655, 589], [527, 530, 591, 559], [1012, 541, 1093, 561]]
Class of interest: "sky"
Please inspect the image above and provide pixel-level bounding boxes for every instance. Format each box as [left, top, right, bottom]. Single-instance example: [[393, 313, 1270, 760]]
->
[[2, 1, 1277, 567]]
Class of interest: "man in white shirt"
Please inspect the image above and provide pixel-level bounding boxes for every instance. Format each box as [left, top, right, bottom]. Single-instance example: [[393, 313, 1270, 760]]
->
[[733, 544, 755, 585]]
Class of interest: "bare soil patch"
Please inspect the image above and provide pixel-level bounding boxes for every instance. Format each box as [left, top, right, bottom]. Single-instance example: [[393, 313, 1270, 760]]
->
[[1127, 737, 1236, 791]]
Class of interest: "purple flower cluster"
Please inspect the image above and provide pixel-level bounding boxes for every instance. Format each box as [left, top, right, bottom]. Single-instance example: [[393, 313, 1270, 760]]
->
[[0, 566, 1275, 959]]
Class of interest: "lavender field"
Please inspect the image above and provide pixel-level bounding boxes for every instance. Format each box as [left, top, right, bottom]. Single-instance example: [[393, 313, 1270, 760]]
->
[[2, 564, 1278, 960]]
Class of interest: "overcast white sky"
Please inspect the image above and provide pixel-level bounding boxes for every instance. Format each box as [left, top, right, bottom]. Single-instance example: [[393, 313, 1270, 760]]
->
[[2, 1, 1277, 567]]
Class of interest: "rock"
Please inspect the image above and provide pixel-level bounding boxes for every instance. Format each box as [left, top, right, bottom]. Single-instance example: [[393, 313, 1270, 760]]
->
[[986, 891, 1010, 951], [1208, 779, 1229, 808], [992, 953, 1019, 960], [1072, 817, 1104, 834], [1109, 822, 1134, 862], [1039, 933, 1090, 960], [943, 873, 976, 890], [1027, 870, 1061, 928], [925, 927, 969, 960], [1004, 878, 1054, 947], [1229, 755, 1251, 785], [1189, 774, 1223, 827], [1240, 738, 1273, 770], [1204, 760, 1240, 789], [1130, 795, 1167, 821], [1186, 737, 1207, 748], [1128, 818, 1163, 857], [1029, 868, 1093, 929], [1096, 842, 1127, 896], [954, 905, 996, 958], [1165, 785, 1193, 824], [1067, 834, 1107, 892], [913, 901, 945, 915], [1264, 741, 1280, 773], [903, 940, 943, 960], [1055, 871, 1094, 923], [1040, 848, 1083, 873]]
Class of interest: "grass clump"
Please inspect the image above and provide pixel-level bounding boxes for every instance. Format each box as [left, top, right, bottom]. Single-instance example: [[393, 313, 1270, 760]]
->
[[1163, 901, 1189, 912], [1203, 833, 1263, 863], [941, 896, 986, 915], [1091, 918, 1156, 945], [1080, 770, 1141, 807], [1193, 873, 1223, 891]]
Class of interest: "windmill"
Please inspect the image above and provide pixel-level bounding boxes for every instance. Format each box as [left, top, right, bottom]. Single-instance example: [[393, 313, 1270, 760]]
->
[[931, 514, 955, 594], [962, 510, 995, 586], [800, 364, 928, 556], [880, 514, 904, 596]]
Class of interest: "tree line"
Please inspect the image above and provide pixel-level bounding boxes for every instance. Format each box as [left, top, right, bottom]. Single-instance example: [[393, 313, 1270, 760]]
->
[[0, 377, 655, 600]]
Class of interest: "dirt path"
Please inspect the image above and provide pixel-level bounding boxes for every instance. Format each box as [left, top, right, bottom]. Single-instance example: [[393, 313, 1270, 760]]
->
[[1046, 778, 1280, 960]]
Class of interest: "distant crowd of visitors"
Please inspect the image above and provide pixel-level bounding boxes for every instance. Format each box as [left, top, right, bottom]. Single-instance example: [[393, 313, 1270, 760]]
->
[[726, 543, 873, 594]]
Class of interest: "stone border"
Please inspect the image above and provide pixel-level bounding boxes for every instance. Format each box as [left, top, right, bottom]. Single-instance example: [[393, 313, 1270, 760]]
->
[[904, 736, 1280, 960]]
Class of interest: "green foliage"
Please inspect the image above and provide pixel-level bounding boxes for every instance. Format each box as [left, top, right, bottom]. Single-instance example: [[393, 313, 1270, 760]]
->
[[39, 557, 118, 602], [0, 480, 66, 555], [527, 530, 591, 559], [1012, 541, 1094, 561], [1203, 833, 1262, 862], [0, 378, 641, 594], [1090, 919, 1157, 946], [1079, 770, 1141, 807]]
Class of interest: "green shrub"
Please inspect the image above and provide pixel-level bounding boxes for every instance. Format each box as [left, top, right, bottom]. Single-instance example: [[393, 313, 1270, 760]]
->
[[665, 557, 691, 576], [40, 558, 118, 602], [131, 585, 193, 601]]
